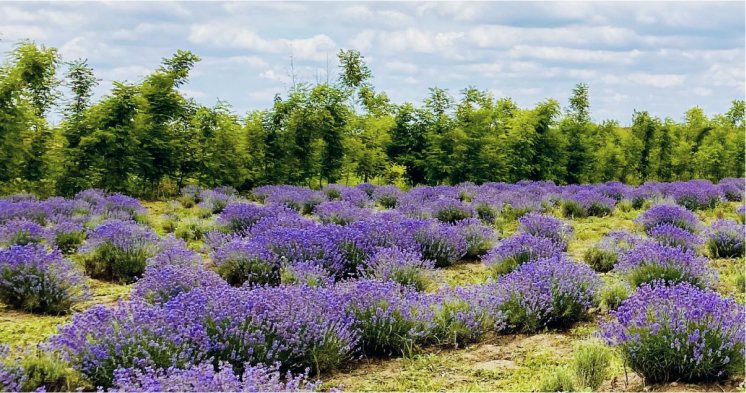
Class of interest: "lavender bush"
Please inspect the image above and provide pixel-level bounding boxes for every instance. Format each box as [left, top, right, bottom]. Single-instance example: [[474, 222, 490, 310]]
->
[[80, 220, 161, 283], [211, 238, 281, 286], [412, 221, 467, 268], [315, 201, 371, 226], [372, 185, 403, 209], [495, 256, 601, 332], [482, 233, 564, 277], [648, 223, 703, 252], [0, 219, 46, 247], [132, 264, 229, 304], [705, 219, 745, 258], [635, 204, 701, 233], [600, 282, 744, 382], [429, 199, 475, 224], [666, 180, 723, 210], [111, 361, 319, 392], [0, 245, 90, 314], [427, 284, 506, 346], [454, 218, 498, 258], [614, 241, 714, 289], [583, 230, 642, 273], [517, 213, 572, 250], [363, 248, 434, 291]]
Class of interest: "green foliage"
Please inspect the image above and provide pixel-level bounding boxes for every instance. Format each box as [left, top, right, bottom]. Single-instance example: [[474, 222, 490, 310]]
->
[[572, 340, 611, 390], [597, 279, 629, 311], [537, 366, 577, 392], [20, 351, 88, 392], [583, 247, 617, 273], [0, 42, 743, 195]]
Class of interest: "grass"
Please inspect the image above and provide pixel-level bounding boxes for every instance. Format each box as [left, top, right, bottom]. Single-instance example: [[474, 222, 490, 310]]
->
[[1, 201, 744, 392]]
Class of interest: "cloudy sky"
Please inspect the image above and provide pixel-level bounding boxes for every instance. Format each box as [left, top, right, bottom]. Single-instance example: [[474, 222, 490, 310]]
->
[[1, 1, 743, 124]]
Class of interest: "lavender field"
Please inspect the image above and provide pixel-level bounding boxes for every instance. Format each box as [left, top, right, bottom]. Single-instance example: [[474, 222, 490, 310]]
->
[[0, 179, 744, 392]]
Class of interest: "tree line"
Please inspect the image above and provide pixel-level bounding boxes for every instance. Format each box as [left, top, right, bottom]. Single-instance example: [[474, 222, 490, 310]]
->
[[1, 40, 744, 198]]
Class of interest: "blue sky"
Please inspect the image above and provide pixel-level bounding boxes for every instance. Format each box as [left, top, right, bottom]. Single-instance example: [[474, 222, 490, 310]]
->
[[1, 1, 743, 124]]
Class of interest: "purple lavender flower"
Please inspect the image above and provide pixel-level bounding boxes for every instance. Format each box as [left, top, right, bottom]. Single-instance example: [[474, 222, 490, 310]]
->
[[482, 233, 564, 276], [495, 256, 601, 332], [428, 199, 475, 224], [0, 200, 52, 225], [46, 221, 87, 254], [111, 361, 320, 392], [363, 248, 434, 291], [211, 237, 281, 286], [705, 219, 745, 258], [412, 221, 467, 268], [718, 178, 744, 202], [648, 223, 703, 253], [280, 261, 333, 288], [635, 204, 701, 233], [0, 245, 90, 314], [517, 213, 572, 250], [0, 219, 46, 247], [561, 190, 616, 218], [737, 204, 745, 224], [79, 220, 161, 283], [146, 243, 203, 268], [615, 241, 714, 289], [0, 345, 26, 392], [197, 190, 236, 214], [666, 180, 724, 210], [340, 187, 371, 208], [356, 182, 377, 198], [426, 283, 506, 346], [98, 194, 148, 222], [74, 189, 108, 205], [372, 185, 403, 209], [132, 265, 229, 304], [583, 230, 643, 272], [314, 201, 371, 226], [217, 203, 301, 234], [263, 187, 326, 214], [454, 218, 498, 258], [599, 282, 745, 382]]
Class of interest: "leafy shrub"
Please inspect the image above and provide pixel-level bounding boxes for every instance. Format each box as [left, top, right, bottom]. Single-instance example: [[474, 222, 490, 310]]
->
[[736, 204, 745, 224], [705, 219, 745, 258], [615, 241, 714, 289], [482, 233, 563, 277], [600, 282, 745, 382], [635, 204, 700, 233], [597, 278, 629, 311], [583, 231, 642, 273], [363, 248, 433, 291], [174, 217, 213, 242], [495, 256, 601, 332], [537, 366, 576, 392], [80, 219, 161, 283], [0, 245, 90, 314], [572, 340, 611, 390]]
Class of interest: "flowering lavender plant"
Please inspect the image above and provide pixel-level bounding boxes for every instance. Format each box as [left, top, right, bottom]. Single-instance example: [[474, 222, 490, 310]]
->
[[635, 204, 701, 233], [363, 248, 434, 291], [495, 256, 601, 332], [217, 203, 299, 234], [517, 213, 572, 250], [429, 198, 475, 224], [614, 241, 714, 289], [280, 261, 333, 288], [666, 180, 724, 210], [80, 220, 161, 283], [197, 190, 235, 214], [648, 223, 703, 252], [561, 191, 616, 218], [704, 219, 745, 258], [718, 178, 744, 202], [0, 345, 25, 392], [737, 204, 745, 224], [412, 222, 467, 267], [454, 218, 498, 258], [211, 238, 281, 286], [600, 282, 745, 382], [583, 230, 643, 273], [427, 284, 506, 346], [372, 185, 403, 209], [0, 219, 46, 247], [111, 361, 320, 392], [315, 201, 371, 226], [47, 221, 87, 254], [482, 233, 564, 277], [356, 182, 377, 198], [99, 194, 149, 222], [132, 265, 228, 304], [0, 245, 90, 314], [264, 187, 326, 214]]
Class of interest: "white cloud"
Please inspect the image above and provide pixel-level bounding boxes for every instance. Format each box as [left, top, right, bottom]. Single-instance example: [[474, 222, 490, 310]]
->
[[0, 24, 47, 40], [508, 46, 642, 64], [691, 88, 713, 97], [385, 61, 418, 74], [202, 56, 269, 69], [181, 89, 205, 99], [99, 65, 151, 82], [189, 24, 336, 61], [60, 36, 124, 60], [628, 73, 686, 88]]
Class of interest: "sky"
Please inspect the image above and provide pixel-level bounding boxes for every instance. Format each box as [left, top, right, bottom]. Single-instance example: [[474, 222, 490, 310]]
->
[[1, 1, 744, 124]]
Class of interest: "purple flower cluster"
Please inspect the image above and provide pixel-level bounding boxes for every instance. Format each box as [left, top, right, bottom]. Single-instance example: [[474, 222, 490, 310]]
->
[[0, 219, 47, 247], [0, 345, 25, 392], [363, 248, 434, 291], [260, 186, 327, 214], [635, 204, 701, 233], [46, 221, 88, 254], [197, 189, 236, 214], [482, 233, 564, 276], [372, 185, 403, 209], [412, 221, 467, 267], [600, 282, 744, 382], [428, 198, 475, 224], [314, 201, 372, 225], [737, 204, 745, 224], [211, 237, 281, 286], [217, 203, 301, 234], [705, 219, 745, 258], [648, 223, 703, 252], [718, 178, 744, 202], [583, 230, 643, 272], [665, 180, 724, 210], [111, 361, 319, 392], [454, 218, 498, 258], [0, 245, 90, 314], [615, 241, 714, 289], [79, 219, 162, 283], [495, 256, 601, 332], [561, 190, 616, 217], [517, 213, 572, 250]]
